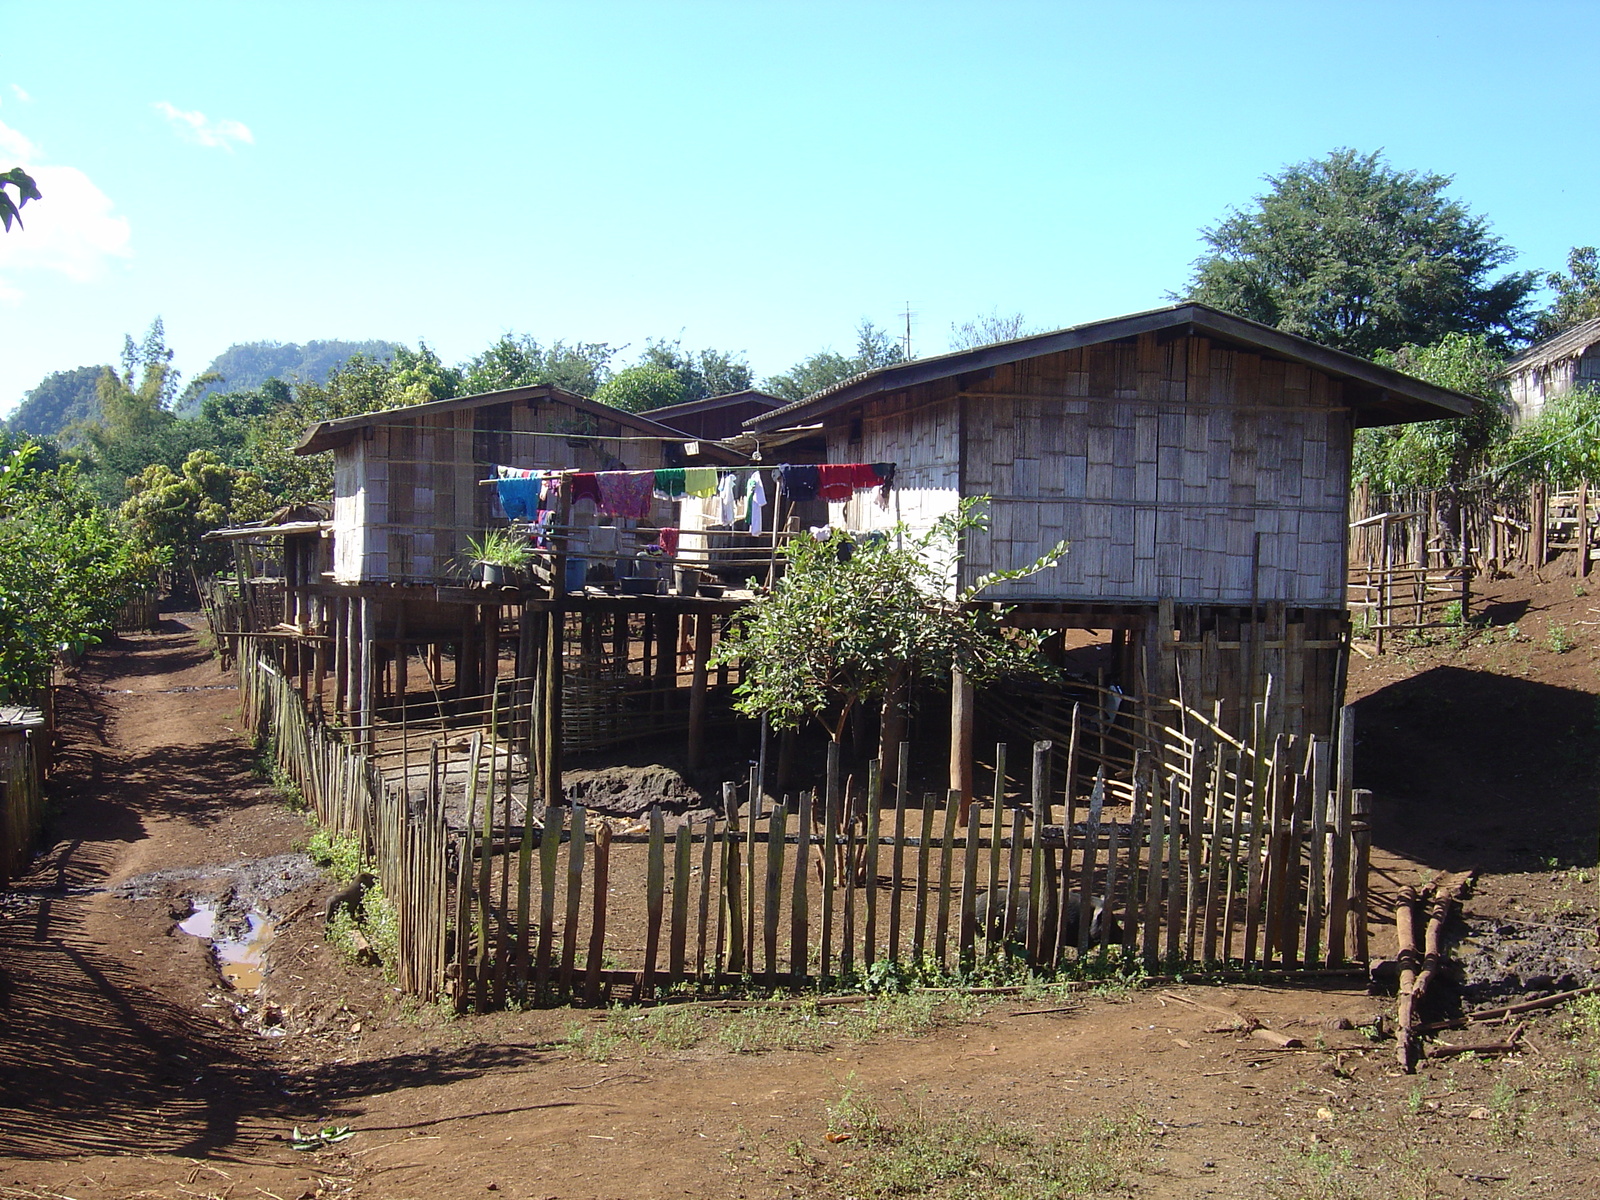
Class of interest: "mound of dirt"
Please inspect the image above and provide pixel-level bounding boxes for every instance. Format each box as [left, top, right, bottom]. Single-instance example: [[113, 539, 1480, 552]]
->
[[1452, 913, 1600, 1005]]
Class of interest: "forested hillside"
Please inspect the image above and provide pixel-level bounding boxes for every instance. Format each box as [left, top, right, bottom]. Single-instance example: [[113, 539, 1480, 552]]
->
[[6, 365, 108, 439], [175, 339, 403, 415]]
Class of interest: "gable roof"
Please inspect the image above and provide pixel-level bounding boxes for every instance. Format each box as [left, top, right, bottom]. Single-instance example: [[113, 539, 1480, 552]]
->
[[1499, 315, 1600, 378], [646, 389, 787, 425], [746, 302, 1478, 432], [294, 384, 716, 457]]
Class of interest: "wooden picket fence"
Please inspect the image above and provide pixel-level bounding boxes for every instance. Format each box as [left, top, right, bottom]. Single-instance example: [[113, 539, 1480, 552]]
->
[[0, 715, 46, 889], [240, 647, 1371, 1008]]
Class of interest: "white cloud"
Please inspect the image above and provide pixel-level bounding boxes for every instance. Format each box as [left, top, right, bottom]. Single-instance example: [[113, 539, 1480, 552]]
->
[[153, 100, 253, 150], [0, 119, 132, 303], [9, 84, 32, 104]]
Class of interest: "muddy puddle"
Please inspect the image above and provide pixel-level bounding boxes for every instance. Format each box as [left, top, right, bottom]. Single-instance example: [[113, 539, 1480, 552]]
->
[[179, 902, 278, 992]]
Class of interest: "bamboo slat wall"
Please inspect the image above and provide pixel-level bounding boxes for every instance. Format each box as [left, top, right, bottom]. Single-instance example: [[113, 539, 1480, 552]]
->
[[829, 333, 1352, 607], [241, 648, 1370, 1008], [0, 718, 45, 888], [333, 397, 677, 585]]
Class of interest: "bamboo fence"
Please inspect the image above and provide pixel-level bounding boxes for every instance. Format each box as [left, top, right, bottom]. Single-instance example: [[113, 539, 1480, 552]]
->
[[241, 648, 1371, 1009], [0, 721, 45, 889]]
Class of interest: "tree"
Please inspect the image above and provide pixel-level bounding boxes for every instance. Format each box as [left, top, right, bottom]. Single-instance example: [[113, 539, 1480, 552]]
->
[[176, 339, 405, 415], [0, 167, 40, 232], [120, 450, 267, 581], [765, 320, 907, 402], [1532, 246, 1600, 340], [637, 338, 752, 403], [948, 310, 1036, 351], [1184, 149, 1537, 358], [1498, 384, 1600, 488], [458, 334, 616, 397], [713, 500, 1064, 769], [1355, 332, 1510, 494], [592, 364, 686, 414]]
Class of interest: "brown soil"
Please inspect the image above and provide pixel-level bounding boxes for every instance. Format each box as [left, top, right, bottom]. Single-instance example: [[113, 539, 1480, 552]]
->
[[2, 579, 1599, 1200]]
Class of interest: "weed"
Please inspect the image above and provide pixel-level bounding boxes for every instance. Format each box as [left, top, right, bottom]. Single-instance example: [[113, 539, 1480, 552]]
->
[[308, 828, 367, 881], [1545, 623, 1576, 653], [561, 1018, 627, 1062], [806, 1088, 1146, 1199], [1404, 1082, 1426, 1114]]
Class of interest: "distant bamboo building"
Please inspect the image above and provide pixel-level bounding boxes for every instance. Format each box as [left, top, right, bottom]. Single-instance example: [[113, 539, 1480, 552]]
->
[[1500, 315, 1600, 423]]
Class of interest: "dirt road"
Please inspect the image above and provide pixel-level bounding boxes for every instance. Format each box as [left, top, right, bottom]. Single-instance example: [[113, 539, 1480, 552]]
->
[[3, 612, 1599, 1199]]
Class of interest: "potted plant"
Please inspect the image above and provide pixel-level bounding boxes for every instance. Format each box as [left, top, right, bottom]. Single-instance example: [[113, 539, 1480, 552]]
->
[[464, 529, 535, 587]]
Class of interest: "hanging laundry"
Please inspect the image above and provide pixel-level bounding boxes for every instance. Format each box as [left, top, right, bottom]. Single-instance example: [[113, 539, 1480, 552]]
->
[[570, 472, 603, 508], [657, 527, 679, 557], [817, 463, 857, 501], [684, 466, 719, 498], [496, 476, 543, 520], [496, 465, 538, 479], [715, 470, 740, 525], [597, 471, 654, 520], [778, 464, 820, 502], [847, 463, 880, 490], [653, 466, 686, 498], [871, 461, 896, 506], [746, 471, 768, 536]]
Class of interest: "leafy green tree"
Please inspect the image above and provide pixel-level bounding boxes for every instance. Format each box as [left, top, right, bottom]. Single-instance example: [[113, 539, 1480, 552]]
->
[[1184, 149, 1537, 357], [7, 365, 108, 440], [592, 364, 686, 414], [713, 500, 1063, 748], [1497, 384, 1600, 488], [458, 334, 616, 397], [177, 338, 404, 415], [0, 167, 40, 232], [765, 319, 907, 402], [1355, 333, 1509, 493], [1532, 246, 1600, 340], [637, 338, 752, 403], [0, 432, 163, 700], [120, 450, 268, 582]]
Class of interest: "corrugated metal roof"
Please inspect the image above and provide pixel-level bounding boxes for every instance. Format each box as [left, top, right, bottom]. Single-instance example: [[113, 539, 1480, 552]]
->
[[745, 302, 1481, 432], [1500, 316, 1600, 377]]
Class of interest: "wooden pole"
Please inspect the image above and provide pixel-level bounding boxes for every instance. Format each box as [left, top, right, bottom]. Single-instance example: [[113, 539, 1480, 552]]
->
[[949, 667, 976, 813], [686, 612, 714, 772]]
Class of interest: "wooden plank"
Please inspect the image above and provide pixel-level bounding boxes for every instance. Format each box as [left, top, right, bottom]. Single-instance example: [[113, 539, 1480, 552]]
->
[[1004, 808, 1026, 950], [696, 816, 716, 985], [841, 790, 859, 979], [721, 781, 743, 976], [744, 772, 762, 974], [1327, 706, 1355, 965], [791, 790, 812, 983], [863, 763, 882, 967], [1122, 755, 1146, 955], [643, 807, 666, 995], [888, 769, 908, 962], [670, 820, 692, 984], [763, 796, 787, 985], [583, 823, 612, 1005], [1163, 777, 1182, 963], [1184, 748, 1204, 962], [912, 794, 936, 960], [820, 747, 839, 980], [959, 790, 982, 967], [559, 805, 586, 998], [535, 800, 562, 1001], [1078, 770, 1105, 958], [934, 790, 960, 969], [1202, 747, 1225, 964], [985, 743, 1007, 959], [1303, 739, 1329, 967], [1026, 740, 1052, 959]]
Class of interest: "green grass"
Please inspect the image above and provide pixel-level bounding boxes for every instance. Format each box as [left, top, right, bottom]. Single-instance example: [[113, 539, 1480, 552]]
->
[[1545, 622, 1576, 653], [796, 1088, 1147, 1199]]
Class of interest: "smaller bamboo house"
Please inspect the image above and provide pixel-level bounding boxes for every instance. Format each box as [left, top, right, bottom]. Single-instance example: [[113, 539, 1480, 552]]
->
[[1501, 316, 1600, 423]]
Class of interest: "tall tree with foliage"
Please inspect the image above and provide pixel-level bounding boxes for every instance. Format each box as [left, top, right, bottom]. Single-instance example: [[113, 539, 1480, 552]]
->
[[948, 310, 1036, 351], [765, 320, 907, 402], [120, 450, 269, 583], [1532, 246, 1600, 340], [1184, 149, 1536, 358], [458, 333, 616, 397], [592, 364, 686, 414], [637, 338, 752, 403]]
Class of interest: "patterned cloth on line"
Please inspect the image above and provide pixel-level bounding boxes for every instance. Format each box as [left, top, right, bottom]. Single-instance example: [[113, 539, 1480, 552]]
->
[[597, 471, 655, 520]]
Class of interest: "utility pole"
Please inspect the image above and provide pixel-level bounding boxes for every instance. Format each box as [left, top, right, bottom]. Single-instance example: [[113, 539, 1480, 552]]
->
[[901, 300, 915, 359]]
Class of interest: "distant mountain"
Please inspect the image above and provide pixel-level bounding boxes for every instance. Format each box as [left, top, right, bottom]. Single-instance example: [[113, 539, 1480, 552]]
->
[[176, 339, 403, 414], [7, 365, 108, 440]]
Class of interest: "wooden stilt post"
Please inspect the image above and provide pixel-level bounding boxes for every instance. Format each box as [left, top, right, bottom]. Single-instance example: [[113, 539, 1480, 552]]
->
[[359, 596, 377, 752], [949, 667, 975, 816]]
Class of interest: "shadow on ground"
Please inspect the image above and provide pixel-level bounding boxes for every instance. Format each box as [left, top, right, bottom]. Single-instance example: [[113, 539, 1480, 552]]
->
[[1355, 665, 1599, 873]]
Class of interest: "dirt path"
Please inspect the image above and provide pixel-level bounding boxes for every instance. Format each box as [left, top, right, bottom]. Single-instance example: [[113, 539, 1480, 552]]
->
[[3, 611, 1600, 1199]]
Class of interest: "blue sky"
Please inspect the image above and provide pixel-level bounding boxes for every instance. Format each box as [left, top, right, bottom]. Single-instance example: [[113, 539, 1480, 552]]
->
[[1, 0, 1596, 414]]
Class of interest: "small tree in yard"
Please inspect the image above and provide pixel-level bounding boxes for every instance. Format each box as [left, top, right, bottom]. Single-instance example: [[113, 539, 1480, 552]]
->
[[714, 499, 1066, 785]]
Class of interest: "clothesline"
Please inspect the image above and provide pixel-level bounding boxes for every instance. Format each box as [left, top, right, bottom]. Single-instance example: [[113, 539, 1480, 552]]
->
[[485, 461, 897, 530]]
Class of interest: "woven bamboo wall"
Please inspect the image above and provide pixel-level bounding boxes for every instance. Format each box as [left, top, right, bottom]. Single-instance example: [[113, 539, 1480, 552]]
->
[[826, 333, 1352, 606], [331, 397, 676, 583]]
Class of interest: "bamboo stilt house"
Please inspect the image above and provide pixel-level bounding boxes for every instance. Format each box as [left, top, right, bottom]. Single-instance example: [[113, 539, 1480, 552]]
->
[[745, 302, 1478, 781]]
